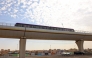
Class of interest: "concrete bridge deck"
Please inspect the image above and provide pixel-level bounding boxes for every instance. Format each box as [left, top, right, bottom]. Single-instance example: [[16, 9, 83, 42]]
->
[[0, 25, 92, 40]]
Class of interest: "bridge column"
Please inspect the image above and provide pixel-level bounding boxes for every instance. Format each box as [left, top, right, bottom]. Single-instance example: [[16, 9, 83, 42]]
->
[[19, 37, 26, 58], [75, 40, 84, 52]]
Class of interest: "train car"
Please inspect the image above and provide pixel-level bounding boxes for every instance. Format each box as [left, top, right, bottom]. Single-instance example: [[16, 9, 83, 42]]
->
[[15, 23, 75, 32]]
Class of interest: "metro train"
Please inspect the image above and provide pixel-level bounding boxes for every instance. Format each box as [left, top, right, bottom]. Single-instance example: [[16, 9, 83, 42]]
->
[[15, 23, 75, 32]]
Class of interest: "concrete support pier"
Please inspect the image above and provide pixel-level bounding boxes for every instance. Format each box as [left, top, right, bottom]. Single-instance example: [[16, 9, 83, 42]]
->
[[19, 37, 26, 58], [75, 40, 84, 52]]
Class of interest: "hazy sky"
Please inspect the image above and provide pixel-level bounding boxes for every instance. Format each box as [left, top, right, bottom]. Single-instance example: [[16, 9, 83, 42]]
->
[[0, 0, 92, 50]]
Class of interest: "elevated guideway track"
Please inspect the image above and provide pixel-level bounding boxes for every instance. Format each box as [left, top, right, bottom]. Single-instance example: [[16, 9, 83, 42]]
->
[[0, 25, 92, 40], [0, 22, 92, 58]]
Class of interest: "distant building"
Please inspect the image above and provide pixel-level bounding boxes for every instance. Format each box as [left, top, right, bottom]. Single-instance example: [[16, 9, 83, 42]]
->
[[69, 48, 77, 52], [0, 49, 10, 55]]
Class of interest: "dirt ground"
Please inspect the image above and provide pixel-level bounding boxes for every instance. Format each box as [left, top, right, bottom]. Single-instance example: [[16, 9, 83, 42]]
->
[[0, 55, 92, 58], [26, 55, 92, 58]]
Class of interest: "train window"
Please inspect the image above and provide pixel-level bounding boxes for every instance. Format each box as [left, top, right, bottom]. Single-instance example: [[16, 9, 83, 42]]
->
[[35, 26, 38, 28], [50, 27, 53, 30], [42, 26, 45, 29], [28, 25, 30, 28], [35, 25, 42, 29], [45, 26, 48, 29], [68, 29, 71, 31], [66, 29, 69, 31], [62, 28, 65, 31], [36, 26, 38, 28], [53, 27, 55, 30], [48, 27, 51, 29], [37, 26, 41, 29], [31, 25, 34, 28], [41, 26, 44, 29], [29, 25, 32, 28], [35, 25, 38, 28], [67, 29, 70, 31], [29, 25, 33, 28], [40, 26, 42, 28], [64, 29, 67, 31], [56, 28, 59, 30], [51, 27, 53, 30], [53, 27, 56, 30], [33, 26, 37, 28], [32, 25, 35, 28], [24, 25, 26, 27], [21, 24, 24, 27], [58, 28, 61, 30], [52, 27, 56, 30], [65, 29, 68, 31], [67, 29, 74, 32], [55, 28, 57, 30], [31, 25, 33, 28], [18, 24, 22, 27], [39, 26, 41, 28], [48, 27, 51, 30], [52, 27, 54, 30], [60, 28, 63, 31], [47, 27, 49, 29], [24, 25, 27, 27], [45, 27, 47, 29], [37, 26, 39, 29]]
